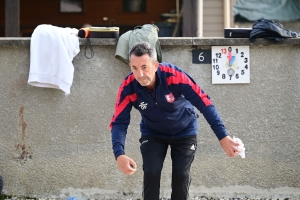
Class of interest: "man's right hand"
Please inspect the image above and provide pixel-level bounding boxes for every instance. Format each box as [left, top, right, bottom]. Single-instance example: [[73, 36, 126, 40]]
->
[[116, 155, 137, 175]]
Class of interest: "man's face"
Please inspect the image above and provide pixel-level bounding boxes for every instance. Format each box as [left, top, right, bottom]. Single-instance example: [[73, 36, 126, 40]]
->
[[129, 54, 159, 90]]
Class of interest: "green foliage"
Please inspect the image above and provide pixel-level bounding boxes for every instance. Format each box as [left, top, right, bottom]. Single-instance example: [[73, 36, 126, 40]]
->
[[0, 195, 37, 200], [0, 195, 11, 200]]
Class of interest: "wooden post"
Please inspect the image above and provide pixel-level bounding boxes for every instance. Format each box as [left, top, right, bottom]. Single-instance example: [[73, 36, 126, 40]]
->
[[5, 0, 20, 37]]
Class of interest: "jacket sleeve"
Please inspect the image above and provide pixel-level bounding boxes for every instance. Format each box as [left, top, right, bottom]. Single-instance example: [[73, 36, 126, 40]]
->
[[164, 64, 228, 140], [110, 81, 135, 159]]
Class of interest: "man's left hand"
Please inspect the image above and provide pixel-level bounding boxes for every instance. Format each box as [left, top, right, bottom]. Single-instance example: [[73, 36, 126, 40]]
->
[[220, 136, 241, 157]]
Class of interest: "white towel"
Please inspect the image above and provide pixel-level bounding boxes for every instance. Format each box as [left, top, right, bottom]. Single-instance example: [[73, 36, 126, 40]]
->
[[28, 24, 80, 95], [233, 136, 245, 158]]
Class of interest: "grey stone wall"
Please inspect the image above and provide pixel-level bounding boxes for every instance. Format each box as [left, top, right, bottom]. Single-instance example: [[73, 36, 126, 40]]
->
[[0, 37, 299, 199]]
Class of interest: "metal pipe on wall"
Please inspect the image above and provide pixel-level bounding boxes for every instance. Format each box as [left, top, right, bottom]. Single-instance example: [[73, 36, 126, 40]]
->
[[197, 0, 203, 37], [223, 0, 231, 28]]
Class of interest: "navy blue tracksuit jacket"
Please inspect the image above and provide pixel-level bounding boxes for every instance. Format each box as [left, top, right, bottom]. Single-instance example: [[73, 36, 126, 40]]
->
[[110, 63, 228, 159]]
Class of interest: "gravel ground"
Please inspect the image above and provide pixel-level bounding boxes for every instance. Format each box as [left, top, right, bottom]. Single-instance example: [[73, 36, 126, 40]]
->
[[186, 198, 297, 200], [0, 197, 299, 200], [0, 195, 298, 200], [160, 198, 298, 200]]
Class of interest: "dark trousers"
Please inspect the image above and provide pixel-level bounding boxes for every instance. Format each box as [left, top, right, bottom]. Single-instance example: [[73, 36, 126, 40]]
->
[[139, 135, 197, 200]]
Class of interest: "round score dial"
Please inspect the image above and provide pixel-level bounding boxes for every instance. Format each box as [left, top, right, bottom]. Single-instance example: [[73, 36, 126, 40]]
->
[[211, 46, 250, 84]]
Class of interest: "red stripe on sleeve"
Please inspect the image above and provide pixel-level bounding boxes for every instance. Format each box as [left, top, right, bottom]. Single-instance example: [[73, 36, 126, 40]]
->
[[110, 74, 137, 130], [115, 74, 135, 104], [160, 66, 212, 106]]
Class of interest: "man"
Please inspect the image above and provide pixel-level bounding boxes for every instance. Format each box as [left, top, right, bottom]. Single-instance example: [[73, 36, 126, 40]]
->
[[110, 42, 241, 200]]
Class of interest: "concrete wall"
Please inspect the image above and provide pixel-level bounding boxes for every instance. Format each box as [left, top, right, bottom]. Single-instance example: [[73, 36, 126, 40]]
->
[[0, 37, 300, 199]]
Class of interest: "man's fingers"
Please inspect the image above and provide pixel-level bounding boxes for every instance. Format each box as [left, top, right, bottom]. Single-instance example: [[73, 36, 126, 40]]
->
[[234, 147, 242, 153], [127, 160, 137, 174], [129, 167, 137, 173], [125, 166, 136, 175], [227, 147, 241, 157], [120, 165, 136, 175], [116, 155, 137, 175], [129, 160, 137, 169], [228, 151, 236, 157]]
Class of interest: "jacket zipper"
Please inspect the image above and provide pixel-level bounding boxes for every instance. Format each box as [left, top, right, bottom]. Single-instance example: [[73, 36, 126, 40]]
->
[[140, 83, 173, 134], [155, 101, 173, 134], [153, 85, 173, 134]]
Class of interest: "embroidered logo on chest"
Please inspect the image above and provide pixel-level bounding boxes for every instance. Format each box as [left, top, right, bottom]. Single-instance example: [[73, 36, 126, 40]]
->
[[139, 102, 148, 110], [165, 92, 175, 103]]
